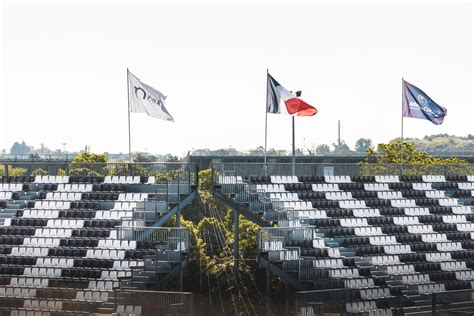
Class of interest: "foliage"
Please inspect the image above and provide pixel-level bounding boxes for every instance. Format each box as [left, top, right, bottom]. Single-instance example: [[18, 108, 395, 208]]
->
[[314, 144, 331, 155], [332, 141, 353, 154], [360, 141, 473, 176], [133, 152, 157, 162], [32, 168, 48, 176], [412, 134, 474, 152], [0, 165, 4, 177], [57, 168, 66, 176], [68, 167, 102, 177], [355, 138, 373, 153], [71, 152, 108, 164], [107, 164, 152, 177], [9, 166, 27, 177], [198, 169, 212, 191], [69, 153, 109, 176]]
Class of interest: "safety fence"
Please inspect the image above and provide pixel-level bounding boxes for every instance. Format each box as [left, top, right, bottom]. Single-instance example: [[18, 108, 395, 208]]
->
[[0, 162, 198, 187], [212, 162, 474, 180]]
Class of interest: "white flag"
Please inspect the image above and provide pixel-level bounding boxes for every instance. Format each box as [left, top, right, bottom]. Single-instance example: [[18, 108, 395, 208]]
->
[[127, 70, 174, 122]]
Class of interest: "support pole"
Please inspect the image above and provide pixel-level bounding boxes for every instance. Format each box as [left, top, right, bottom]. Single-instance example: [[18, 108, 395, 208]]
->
[[292, 90, 302, 177], [401, 78, 404, 175], [266, 259, 272, 306], [127, 68, 132, 163], [292, 116, 295, 176], [233, 207, 239, 278], [176, 176, 181, 227], [177, 177, 182, 290], [264, 69, 269, 175]]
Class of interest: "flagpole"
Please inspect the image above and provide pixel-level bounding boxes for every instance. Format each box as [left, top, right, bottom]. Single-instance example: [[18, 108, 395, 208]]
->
[[264, 69, 269, 175], [292, 116, 295, 176], [127, 68, 132, 163], [401, 78, 404, 174]]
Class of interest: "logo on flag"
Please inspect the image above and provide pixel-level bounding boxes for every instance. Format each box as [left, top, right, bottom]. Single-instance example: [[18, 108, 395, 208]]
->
[[128, 70, 174, 122], [266, 73, 317, 116], [402, 79, 446, 125]]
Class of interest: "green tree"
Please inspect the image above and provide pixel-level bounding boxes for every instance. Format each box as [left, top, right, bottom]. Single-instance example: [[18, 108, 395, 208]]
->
[[69, 152, 109, 176], [332, 141, 353, 154], [71, 152, 108, 164], [355, 138, 373, 153], [314, 144, 331, 155], [361, 141, 472, 176], [32, 168, 48, 176], [9, 166, 27, 177], [198, 169, 212, 191]]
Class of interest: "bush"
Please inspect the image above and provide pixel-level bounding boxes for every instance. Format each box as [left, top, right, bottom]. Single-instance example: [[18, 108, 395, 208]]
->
[[68, 167, 102, 177], [9, 167, 27, 177], [32, 168, 48, 176], [360, 141, 473, 176]]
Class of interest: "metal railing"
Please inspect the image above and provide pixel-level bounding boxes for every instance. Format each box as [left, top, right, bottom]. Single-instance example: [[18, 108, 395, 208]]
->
[[416, 288, 474, 315], [0, 154, 77, 161], [113, 289, 193, 315], [116, 226, 189, 252], [212, 162, 474, 180], [0, 162, 198, 187], [258, 227, 315, 252]]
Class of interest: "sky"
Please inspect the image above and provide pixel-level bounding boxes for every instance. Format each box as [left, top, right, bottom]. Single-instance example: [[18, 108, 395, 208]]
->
[[1, 0, 473, 156]]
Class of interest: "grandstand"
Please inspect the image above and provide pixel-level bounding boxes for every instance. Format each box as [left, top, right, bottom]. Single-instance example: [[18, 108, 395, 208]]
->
[[213, 163, 474, 315], [2, 159, 474, 315], [0, 163, 196, 315]]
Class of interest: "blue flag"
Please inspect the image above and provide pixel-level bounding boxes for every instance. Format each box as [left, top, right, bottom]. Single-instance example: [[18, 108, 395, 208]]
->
[[402, 79, 447, 125]]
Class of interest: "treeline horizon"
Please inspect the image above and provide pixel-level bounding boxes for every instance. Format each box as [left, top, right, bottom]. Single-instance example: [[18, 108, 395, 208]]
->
[[3, 133, 474, 160]]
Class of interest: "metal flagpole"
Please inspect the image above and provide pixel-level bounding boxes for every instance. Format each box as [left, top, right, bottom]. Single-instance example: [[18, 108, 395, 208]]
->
[[292, 116, 295, 176], [127, 68, 132, 163], [401, 78, 405, 141], [400, 78, 404, 174], [292, 91, 302, 176], [264, 69, 269, 175]]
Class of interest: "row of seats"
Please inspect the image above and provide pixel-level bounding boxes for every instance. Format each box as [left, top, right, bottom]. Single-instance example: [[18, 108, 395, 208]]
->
[[328, 268, 359, 279], [95, 210, 133, 220], [255, 184, 286, 192], [0, 192, 14, 200], [402, 274, 431, 285], [440, 261, 467, 271], [344, 278, 374, 288], [33, 201, 71, 210], [0, 183, 24, 192], [386, 264, 415, 275], [35, 176, 69, 184], [56, 184, 93, 192], [104, 176, 155, 184], [0, 287, 36, 298], [360, 288, 392, 300], [418, 283, 446, 294], [85, 249, 126, 260], [117, 193, 149, 202], [76, 290, 109, 302], [23, 299, 63, 311], [455, 271, 474, 280], [23, 267, 62, 277], [97, 240, 136, 250], [345, 301, 377, 313]]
